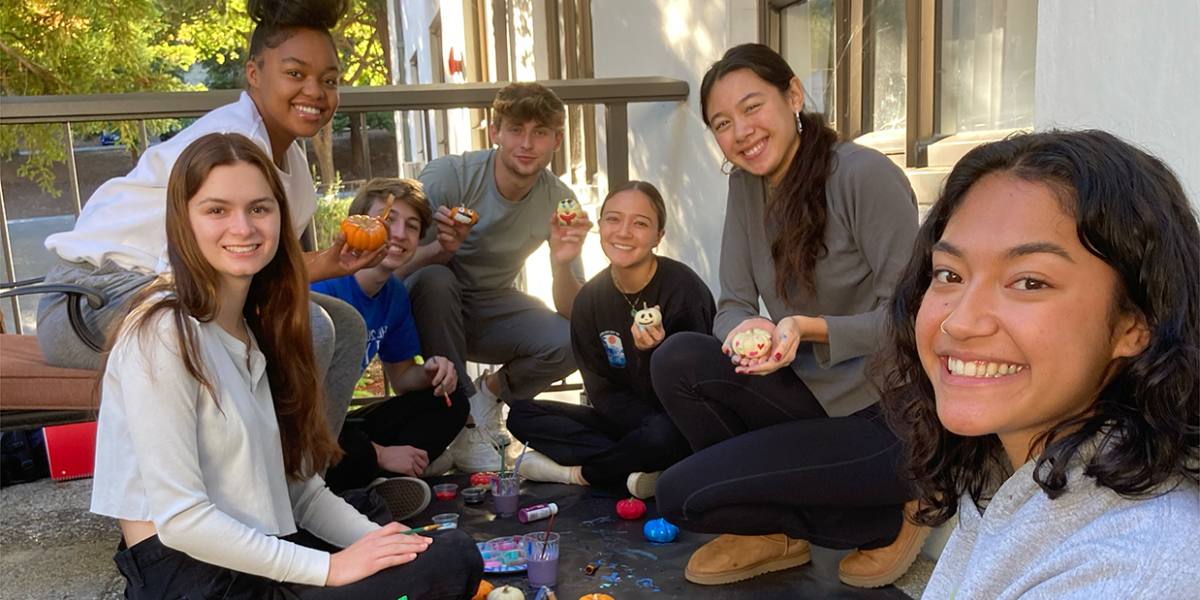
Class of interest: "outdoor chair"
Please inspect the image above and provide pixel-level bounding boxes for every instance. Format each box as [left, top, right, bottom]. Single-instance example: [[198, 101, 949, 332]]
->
[[0, 278, 107, 432]]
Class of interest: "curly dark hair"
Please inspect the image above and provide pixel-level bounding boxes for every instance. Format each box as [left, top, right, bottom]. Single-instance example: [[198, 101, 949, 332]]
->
[[246, 0, 348, 61], [700, 44, 840, 304], [879, 130, 1200, 526]]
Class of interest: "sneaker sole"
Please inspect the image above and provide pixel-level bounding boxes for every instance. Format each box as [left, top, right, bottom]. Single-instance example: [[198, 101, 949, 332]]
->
[[838, 526, 932, 588], [627, 471, 661, 499], [370, 477, 431, 523], [685, 547, 812, 585]]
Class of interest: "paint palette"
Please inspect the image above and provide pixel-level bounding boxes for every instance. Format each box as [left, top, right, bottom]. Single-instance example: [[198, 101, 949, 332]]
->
[[478, 536, 528, 573]]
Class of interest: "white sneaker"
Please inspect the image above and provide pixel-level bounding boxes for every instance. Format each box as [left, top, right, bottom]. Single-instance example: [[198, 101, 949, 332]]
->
[[446, 425, 502, 473], [423, 449, 455, 478], [470, 372, 511, 443], [627, 471, 662, 499], [517, 450, 582, 485]]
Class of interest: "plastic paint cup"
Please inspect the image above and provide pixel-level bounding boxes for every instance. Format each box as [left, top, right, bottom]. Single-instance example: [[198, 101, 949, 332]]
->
[[491, 474, 520, 517], [462, 485, 487, 504], [523, 532, 560, 588], [432, 513, 459, 529], [433, 483, 458, 501]]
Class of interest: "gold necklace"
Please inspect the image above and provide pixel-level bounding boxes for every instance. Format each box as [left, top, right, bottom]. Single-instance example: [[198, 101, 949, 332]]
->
[[611, 259, 657, 318]]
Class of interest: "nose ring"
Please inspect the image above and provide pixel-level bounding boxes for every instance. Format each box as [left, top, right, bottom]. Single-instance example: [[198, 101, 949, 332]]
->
[[940, 316, 951, 334]]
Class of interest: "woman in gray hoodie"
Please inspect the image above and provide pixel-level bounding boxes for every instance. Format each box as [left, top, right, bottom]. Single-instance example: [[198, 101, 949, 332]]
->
[[881, 130, 1199, 599]]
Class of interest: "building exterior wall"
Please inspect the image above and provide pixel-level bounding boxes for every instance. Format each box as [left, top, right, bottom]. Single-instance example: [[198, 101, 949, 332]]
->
[[1035, 0, 1199, 210]]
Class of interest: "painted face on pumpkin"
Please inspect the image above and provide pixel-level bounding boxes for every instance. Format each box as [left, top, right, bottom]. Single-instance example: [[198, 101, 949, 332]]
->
[[634, 305, 662, 327], [731, 328, 772, 359], [450, 205, 479, 226], [556, 198, 582, 226]]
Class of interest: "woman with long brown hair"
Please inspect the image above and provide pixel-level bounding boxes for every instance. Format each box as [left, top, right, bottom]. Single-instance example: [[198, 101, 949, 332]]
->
[[652, 43, 925, 588], [89, 133, 482, 599]]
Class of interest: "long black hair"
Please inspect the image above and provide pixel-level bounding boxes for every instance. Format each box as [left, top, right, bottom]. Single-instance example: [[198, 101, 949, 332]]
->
[[700, 43, 840, 304], [247, 0, 348, 61], [879, 130, 1199, 526]]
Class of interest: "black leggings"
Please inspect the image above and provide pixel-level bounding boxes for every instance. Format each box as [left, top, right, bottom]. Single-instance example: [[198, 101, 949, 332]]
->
[[113, 529, 483, 600], [325, 387, 470, 493], [506, 399, 693, 489], [651, 332, 912, 550]]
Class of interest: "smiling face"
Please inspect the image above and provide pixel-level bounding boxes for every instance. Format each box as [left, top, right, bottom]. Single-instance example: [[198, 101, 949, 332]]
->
[[366, 196, 422, 271], [916, 173, 1148, 465], [188, 162, 281, 291], [704, 68, 805, 186], [599, 189, 664, 271], [491, 118, 562, 180], [245, 28, 340, 148]]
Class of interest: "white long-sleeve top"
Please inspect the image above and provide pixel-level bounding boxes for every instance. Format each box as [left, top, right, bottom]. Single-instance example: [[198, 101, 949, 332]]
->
[[90, 307, 378, 585], [45, 92, 317, 275]]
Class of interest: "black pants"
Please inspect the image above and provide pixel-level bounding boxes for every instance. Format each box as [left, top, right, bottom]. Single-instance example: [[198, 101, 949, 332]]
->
[[506, 399, 693, 489], [113, 529, 483, 600], [651, 332, 912, 551], [325, 387, 470, 493]]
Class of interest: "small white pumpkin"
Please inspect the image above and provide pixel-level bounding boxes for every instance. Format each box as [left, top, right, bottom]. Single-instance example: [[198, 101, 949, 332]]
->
[[634, 304, 661, 327], [488, 584, 526, 600], [731, 328, 772, 359]]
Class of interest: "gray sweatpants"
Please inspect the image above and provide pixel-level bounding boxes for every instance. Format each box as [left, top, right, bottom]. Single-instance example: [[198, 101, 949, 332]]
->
[[404, 264, 575, 402], [36, 259, 365, 437]]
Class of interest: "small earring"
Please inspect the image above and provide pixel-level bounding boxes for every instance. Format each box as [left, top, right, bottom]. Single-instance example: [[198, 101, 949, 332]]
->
[[721, 158, 734, 175], [795, 111, 803, 134]]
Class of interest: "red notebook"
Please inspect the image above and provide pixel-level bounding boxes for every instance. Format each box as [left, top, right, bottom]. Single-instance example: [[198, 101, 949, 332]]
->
[[43, 421, 98, 482]]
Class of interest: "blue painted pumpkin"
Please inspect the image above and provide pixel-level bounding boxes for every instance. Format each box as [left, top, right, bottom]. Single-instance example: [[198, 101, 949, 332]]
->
[[643, 518, 679, 543]]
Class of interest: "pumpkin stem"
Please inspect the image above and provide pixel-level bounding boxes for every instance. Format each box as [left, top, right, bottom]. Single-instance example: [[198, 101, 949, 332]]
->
[[380, 193, 396, 220]]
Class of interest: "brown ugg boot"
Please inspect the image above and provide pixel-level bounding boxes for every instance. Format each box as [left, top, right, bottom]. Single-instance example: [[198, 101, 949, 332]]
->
[[684, 533, 811, 585], [838, 500, 931, 588]]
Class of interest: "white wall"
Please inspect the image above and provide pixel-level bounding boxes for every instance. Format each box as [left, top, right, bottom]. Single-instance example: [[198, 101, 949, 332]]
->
[[590, 0, 745, 292], [1035, 0, 1200, 210]]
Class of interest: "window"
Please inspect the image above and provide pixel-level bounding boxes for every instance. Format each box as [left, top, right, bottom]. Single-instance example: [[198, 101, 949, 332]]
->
[[762, 0, 1037, 168]]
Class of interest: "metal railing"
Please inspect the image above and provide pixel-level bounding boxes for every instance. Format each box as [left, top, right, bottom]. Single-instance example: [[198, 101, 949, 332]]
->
[[0, 77, 690, 333]]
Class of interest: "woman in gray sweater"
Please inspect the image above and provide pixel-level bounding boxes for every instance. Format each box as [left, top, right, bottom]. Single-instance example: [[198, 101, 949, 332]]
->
[[652, 44, 924, 588], [880, 130, 1199, 599]]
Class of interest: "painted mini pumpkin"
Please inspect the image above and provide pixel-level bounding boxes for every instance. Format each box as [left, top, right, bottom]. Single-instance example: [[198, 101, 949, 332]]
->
[[470, 471, 498, 486], [472, 580, 494, 600], [578, 595, 615, 600], [340, 214, 387, 252], [643, 518, 679, 543], [633, 305, 661, 327], [731, 328, 772, 359], [488, 585, 525, 600], [616, 497, 646, 520], [556, 198, 582, 226], [451, 205, 480, 226]]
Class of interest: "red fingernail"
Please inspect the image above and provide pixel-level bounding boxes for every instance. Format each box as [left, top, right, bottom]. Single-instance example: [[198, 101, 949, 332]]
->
[[774, 353, 782, 360]]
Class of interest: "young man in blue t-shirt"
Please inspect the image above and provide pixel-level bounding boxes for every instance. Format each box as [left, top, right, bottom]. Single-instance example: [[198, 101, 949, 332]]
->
[[316, 179, 469, 501]]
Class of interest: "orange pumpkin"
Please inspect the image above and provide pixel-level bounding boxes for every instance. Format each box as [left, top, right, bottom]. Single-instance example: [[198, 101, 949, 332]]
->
[[578, 595, 615, 600], [450, 205, 480, 226], [471, 579, 494, 600], [340, 214, 387, 251], [340, 193, 396, 252]]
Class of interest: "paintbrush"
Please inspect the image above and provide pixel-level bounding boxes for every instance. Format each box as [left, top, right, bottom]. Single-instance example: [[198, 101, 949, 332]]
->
[[537, 513, 554, 559], [512, 441, 530, 476], [398, 523, 442, 535]]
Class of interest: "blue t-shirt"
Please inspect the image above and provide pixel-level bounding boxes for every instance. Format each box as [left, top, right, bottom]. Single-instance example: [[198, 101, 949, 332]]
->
[[311, 275, 422, 372]]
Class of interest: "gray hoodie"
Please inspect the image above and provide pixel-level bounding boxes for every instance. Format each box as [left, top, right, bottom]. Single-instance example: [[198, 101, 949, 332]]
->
[[924, 451, 1200, 599]]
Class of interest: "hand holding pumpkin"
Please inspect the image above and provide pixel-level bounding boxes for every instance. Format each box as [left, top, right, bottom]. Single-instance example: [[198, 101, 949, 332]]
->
[[630, 305, 665, 351], [722, 317, 776, 371], [548, 209, 590, 268], [432, 206, 473, 254]]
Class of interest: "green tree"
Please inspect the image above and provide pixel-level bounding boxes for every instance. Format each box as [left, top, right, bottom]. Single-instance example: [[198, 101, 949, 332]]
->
[[1, 0, 202, 195]]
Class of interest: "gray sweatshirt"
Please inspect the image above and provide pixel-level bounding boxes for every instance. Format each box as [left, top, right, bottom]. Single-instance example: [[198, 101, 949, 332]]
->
[[717, 141, 918, 417], [924, 455, 1200, 599]]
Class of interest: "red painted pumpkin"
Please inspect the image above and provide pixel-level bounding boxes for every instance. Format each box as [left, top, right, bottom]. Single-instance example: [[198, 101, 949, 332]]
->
[[470, 472, 498, 486], [616, 497, 646, 520]]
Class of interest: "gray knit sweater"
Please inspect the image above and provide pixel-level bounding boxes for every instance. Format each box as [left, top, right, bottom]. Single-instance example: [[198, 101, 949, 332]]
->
[[716, 141, 918, 417], [924, 457, 1200, 599]]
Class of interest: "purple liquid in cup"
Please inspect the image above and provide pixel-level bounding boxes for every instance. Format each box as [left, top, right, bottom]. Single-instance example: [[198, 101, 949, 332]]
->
[[526, 554, 558, 588], [491, 476, 520, 517]]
